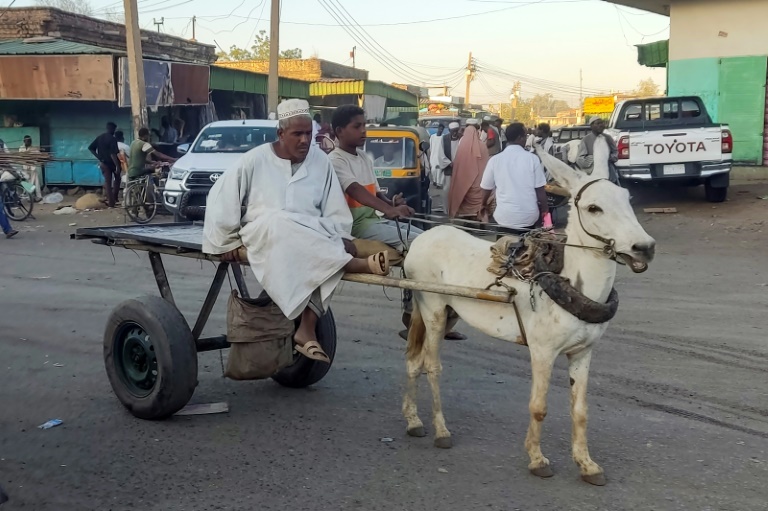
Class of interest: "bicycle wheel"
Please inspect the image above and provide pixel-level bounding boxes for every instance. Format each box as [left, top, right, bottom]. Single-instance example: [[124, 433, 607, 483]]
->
[[125, 182, 156, 224], [4, 184, 33, 221]]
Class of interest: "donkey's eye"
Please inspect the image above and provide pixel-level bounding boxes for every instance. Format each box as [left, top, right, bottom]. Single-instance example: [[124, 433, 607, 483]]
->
[[587, 205, 603, 214]]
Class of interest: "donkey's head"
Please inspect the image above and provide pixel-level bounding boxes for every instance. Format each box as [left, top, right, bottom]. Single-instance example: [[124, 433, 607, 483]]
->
[[536, 137, 655, 272]]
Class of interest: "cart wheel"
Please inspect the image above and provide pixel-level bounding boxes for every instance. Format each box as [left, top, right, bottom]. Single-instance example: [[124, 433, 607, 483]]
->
[[272, 308, 337, 388], [104, 295, 198, 419]]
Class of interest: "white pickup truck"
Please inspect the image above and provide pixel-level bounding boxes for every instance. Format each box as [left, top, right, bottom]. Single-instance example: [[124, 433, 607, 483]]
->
[[605, 96, 733, 202]]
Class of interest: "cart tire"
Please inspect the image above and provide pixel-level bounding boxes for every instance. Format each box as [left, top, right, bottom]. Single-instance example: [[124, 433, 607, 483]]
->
[[104, 295, 198, 419], [272, 308, 337, 388]]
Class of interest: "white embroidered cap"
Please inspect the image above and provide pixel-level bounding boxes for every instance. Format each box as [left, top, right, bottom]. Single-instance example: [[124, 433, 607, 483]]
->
[[277, 98, 311, 120], [448, 121, 460, 129], [483, 115, 492, 121], [465, 118, 480, 126]]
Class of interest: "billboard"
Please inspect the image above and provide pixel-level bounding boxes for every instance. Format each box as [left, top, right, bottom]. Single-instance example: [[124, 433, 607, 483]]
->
[[583, 96, 616, 115]]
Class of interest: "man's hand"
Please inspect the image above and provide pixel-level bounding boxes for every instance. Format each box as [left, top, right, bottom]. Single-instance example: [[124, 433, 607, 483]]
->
[[609, 155, 618, 163], [392, 192, 406, 206], [384, 204, 415, 220], [343, 239, 358, 257], [220, 248, 245, 263]]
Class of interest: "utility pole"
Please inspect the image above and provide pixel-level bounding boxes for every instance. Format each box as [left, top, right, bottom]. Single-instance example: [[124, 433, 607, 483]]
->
[[267, 0, 280, 115], [153, 17, 164, 33], [191, 15, 196, 41], [465, 52, 475, 105], [350, 46, 356, 68], [124, 0, 148, 136]]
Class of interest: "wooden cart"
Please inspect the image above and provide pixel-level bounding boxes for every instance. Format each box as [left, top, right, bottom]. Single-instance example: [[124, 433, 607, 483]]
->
[[75, 223, 514, 420]]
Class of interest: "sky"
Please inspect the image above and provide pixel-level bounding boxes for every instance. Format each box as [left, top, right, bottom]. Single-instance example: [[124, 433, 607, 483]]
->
[[20, 0, 670, 106]]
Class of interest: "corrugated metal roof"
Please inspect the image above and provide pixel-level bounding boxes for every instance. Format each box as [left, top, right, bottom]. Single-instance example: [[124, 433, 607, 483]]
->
[[0, 38, 119, 56]]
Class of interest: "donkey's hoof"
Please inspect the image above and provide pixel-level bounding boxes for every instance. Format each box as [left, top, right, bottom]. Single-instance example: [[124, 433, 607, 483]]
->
[[407, 426, 426, 438], [530, 465, 554, 478], [433, 436, 453, 449], [581, 472, 606, 486]]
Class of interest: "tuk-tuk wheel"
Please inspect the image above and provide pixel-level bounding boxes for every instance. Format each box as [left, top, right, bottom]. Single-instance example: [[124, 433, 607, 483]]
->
[[272, 308, 337, 388], [104, 295, 198, 420]]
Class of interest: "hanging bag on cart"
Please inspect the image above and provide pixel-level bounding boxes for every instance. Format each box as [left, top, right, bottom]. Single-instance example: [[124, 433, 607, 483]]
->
[[225, 290, 295, 380]]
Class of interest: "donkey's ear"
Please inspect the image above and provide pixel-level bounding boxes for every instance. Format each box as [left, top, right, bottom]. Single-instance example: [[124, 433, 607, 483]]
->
[[591, 135, 611, 181], [534, 144, 583, 191]]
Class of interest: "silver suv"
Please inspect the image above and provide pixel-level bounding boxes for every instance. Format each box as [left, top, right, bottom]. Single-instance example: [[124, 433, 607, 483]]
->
[[163, 119, 278, 221]]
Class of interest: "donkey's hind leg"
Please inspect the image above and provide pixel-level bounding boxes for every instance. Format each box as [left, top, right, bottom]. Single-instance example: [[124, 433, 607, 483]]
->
[[403, 300, 427, 437], [423, 306, 451, 448]]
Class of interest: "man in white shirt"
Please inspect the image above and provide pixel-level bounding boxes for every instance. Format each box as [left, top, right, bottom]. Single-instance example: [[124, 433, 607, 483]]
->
[[480, 122, 548, 231]]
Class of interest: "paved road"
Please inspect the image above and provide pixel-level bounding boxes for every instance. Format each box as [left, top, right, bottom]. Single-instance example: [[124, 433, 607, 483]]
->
[[1, 186, 767, 510]]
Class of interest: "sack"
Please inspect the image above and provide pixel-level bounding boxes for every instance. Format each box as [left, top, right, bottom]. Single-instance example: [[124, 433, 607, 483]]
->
[[20, 180, 36, 195], [225, 290, 295, 380]]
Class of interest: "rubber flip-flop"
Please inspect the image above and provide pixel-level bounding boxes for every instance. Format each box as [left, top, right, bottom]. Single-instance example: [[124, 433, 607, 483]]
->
[[444, 331, 467, 341], [294, 340, 331, 363], [367, 251, 390, 275]]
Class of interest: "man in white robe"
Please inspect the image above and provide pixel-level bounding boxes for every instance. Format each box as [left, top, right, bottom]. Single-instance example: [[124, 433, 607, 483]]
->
[[203, 99, 389, 363]]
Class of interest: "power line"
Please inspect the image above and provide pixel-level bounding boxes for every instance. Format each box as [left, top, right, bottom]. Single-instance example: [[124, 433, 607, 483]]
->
[[166, 0, 554, 27], [317, 0, 466, 85], [0, 0, 18, 21]]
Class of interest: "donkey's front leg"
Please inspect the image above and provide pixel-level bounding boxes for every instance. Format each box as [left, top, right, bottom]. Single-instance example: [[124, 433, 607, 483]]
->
[[568, 348, 605, 486], [525, 349, 556, 477]]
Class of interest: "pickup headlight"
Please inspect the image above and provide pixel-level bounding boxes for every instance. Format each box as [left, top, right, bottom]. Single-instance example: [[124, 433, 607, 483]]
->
[[169, 167, 187, 180]]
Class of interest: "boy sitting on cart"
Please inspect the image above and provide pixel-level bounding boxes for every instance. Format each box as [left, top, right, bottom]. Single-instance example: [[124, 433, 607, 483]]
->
[[328, 105, 466, 341]]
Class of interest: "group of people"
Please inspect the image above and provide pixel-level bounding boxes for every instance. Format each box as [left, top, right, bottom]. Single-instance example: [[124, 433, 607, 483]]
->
[[427, 114, 618, 230], [203, 98, 466, 364], [88, 122, 177, 209], [429, 117, 550, 230]]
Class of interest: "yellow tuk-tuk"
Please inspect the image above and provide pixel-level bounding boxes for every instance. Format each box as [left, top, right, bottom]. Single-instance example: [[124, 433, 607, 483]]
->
[[364, 126, 431, 214]]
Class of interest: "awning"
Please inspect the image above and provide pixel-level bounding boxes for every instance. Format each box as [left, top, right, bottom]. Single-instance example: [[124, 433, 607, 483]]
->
[[309, 79, 418, 107], [636, 39, 668, 68], [209, 66, 310, 99]]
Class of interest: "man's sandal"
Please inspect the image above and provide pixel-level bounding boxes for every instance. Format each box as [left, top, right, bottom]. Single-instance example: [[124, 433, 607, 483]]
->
[[294, 340, 331, 363], [367, 251, 389, 275]]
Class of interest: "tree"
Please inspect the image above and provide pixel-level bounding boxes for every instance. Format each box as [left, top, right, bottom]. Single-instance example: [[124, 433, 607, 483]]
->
[[37, 0, 93, 15], [216, 30, 303, 61], [634, 78, 661, 98], [529, 93, 571, 118]]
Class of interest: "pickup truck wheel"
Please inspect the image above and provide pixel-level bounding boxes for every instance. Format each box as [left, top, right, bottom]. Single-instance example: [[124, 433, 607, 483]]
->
[[705, 183, 727, 203]]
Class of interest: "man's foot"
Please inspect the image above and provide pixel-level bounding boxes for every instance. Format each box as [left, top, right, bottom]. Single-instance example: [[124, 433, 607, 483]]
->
[[294, 339, 330, 363], [5, 230, 18, 239]]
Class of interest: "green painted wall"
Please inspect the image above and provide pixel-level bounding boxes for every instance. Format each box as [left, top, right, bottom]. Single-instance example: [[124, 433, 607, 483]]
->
[[718, 56, 767, 164], [668, 56, 767, 164], [668, 58, 721, 120]]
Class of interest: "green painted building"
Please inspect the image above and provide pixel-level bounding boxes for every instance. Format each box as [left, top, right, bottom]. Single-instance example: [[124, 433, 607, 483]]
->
[[617, 0, 768, 165]]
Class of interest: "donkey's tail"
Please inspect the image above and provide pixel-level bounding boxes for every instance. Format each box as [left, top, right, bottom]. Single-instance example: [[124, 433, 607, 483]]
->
[[406, 301, 426, 359]]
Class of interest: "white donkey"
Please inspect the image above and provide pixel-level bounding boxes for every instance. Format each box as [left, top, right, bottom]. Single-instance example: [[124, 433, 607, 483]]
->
[[401, 137, 655, 485]]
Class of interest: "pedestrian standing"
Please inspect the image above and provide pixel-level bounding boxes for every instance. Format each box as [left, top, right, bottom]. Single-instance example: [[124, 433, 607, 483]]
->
[[18, 136, 42, 202], [448, 124, 489, 219], [431, 121, 461, 213], [494, 118, 507, 150], [483, 116, 502, 157], [0, 193, 18, 238], [577, 116, 619, 184], [88, 122, 121, 207]]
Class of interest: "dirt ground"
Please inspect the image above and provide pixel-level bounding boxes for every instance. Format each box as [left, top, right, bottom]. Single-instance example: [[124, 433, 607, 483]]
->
[[0, 181, 767, 510]]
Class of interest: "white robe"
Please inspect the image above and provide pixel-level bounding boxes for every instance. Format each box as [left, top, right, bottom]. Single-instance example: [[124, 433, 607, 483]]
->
[[203, 144, 354, 320]]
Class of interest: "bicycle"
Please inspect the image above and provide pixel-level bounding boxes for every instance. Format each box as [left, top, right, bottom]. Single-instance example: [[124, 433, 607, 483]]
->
[[124, 164, 169, 224], [0, 167, 34, 221]]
